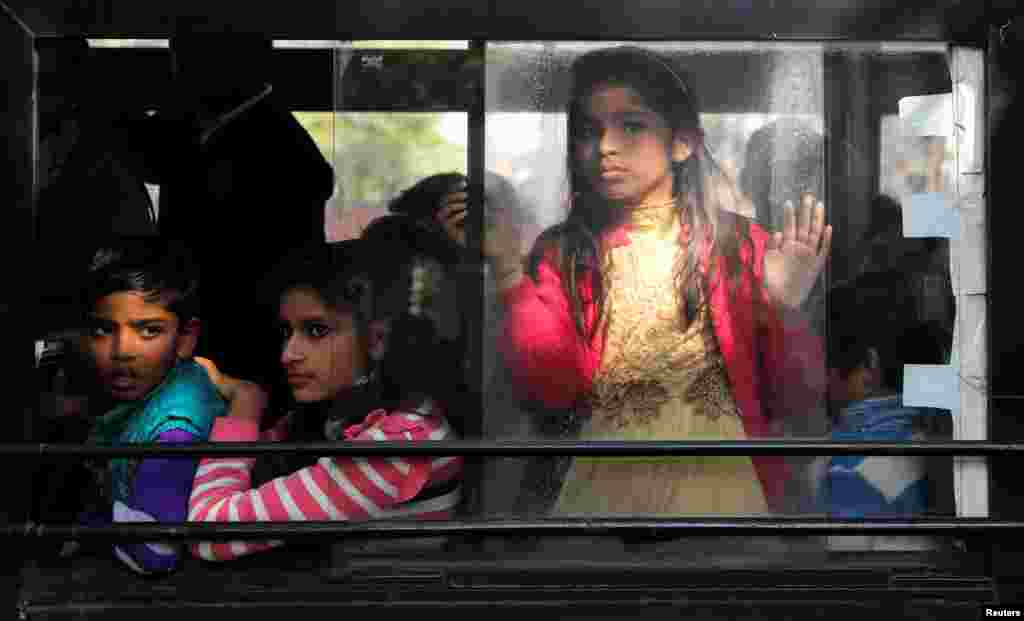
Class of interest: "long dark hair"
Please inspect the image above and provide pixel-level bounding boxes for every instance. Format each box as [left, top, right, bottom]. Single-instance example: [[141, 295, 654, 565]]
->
[[259, 240, 461, 478], [271, 239, 461, 428], [264, 241, 374, 455], [386, 173, 465, 266], [527, 46, 753, 340]]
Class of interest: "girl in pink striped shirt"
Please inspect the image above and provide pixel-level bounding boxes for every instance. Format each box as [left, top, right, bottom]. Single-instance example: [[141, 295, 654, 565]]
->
[[188, 240, 463, 562]]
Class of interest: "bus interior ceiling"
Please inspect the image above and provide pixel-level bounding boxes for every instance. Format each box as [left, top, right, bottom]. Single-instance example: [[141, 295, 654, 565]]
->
[[0, 0, 1006, 42]]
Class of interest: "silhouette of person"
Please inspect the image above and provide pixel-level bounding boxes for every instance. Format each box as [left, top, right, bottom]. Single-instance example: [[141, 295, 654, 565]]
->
[[148, 30, 334, 390]]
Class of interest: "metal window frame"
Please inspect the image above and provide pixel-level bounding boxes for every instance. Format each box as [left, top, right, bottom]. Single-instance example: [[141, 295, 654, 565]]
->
[[18, 27, 1019, 610], [8, 438, 1017, 538], [19, 35, 1007, 540], [3, 440, 1021, 458], [5, 517, 1024, 541]]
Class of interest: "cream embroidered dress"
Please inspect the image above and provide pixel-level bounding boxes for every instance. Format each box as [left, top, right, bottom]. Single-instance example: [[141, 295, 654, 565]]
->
[[553, 201, 767, 516]]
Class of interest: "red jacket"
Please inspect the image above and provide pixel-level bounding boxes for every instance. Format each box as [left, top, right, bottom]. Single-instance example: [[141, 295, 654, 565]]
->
[[501, 212, 826, 510]]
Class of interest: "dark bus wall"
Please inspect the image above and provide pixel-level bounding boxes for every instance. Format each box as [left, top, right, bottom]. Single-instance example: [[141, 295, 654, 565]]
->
[[0, 0, 35, 609], [0, 0, 997, 43]]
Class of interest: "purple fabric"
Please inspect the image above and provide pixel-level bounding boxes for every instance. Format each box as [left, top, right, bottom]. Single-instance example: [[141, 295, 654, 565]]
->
[[132, 428, 201, 520], [114, 428, 199, 573]]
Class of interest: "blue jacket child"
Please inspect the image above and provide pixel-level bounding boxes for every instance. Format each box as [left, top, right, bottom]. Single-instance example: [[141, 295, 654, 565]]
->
[[72, 238, 227, 573]]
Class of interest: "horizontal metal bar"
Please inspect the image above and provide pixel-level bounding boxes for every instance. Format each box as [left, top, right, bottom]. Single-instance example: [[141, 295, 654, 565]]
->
[[0, 440, 1019, 459], [4, 518, 1022, 540], [23, 599, 972, 616]]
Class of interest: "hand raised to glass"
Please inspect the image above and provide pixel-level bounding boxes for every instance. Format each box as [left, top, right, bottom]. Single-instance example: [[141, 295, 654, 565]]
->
[[762, 194, 833, 311], [438, 181, 523, 286]]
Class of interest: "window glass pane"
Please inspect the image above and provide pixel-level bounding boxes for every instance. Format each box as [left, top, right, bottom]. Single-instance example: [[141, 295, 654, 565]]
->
[[294, 111, 466, 241], [480, 41, 969, 558], [26, 36, 984, 575]]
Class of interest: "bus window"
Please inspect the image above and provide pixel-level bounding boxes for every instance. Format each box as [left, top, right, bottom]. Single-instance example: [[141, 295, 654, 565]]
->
[[297, 44, 472, 241], [18, 32, 989, 593], [480, 41, 976, 559]]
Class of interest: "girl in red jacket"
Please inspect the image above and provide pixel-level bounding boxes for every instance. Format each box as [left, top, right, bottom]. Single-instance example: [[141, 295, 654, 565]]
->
[[450, 46, 832, 514]]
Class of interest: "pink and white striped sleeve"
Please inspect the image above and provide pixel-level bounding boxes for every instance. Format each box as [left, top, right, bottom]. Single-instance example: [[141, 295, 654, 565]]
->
[[188, 408, 462, 562]]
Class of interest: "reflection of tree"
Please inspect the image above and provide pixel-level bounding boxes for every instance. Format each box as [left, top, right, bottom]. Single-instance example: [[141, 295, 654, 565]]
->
[[293, 111, 465, 215]]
